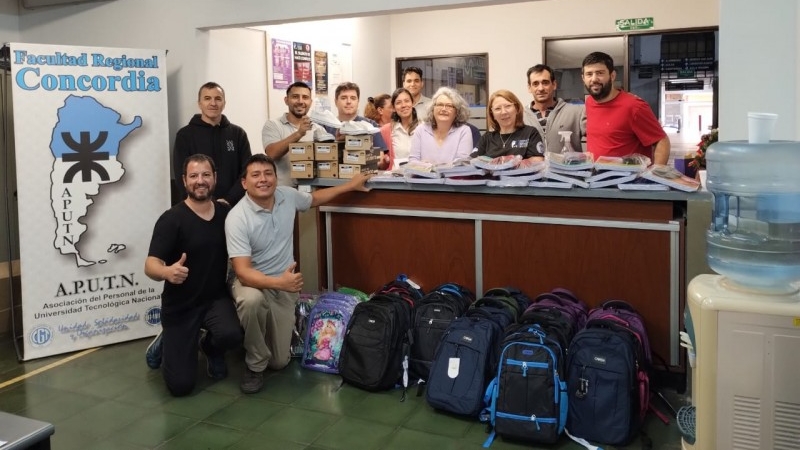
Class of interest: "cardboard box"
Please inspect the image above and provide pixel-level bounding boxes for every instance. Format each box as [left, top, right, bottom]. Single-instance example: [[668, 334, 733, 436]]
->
[[337, 164, 365, 179], [316, 161, 338, 178], [314, 142, 341, 162], [341, 148, 381, 166], [338, 161, 379, 178], [344, 134, 373, 150], [290, 161, 315, 179], [288, 142, 315, 161]]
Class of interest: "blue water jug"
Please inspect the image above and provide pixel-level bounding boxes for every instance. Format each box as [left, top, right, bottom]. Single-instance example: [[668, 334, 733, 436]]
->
[[705, 140, 800, 290]]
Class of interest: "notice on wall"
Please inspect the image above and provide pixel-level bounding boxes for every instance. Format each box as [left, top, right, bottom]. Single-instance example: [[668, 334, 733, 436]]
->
[[10, 42, 170, 360], [314, 51, 328, 95], [293, 41, 312, 87], [272, 38, 293, 90]]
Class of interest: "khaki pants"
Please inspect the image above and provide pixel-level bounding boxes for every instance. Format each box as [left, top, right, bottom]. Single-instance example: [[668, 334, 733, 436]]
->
[[231, 278, 297, 373]]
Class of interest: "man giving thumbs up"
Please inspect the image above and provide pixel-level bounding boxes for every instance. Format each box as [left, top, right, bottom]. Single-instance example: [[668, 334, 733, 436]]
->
[[144, 154, 244, 396], [226, 154, 372, 394]]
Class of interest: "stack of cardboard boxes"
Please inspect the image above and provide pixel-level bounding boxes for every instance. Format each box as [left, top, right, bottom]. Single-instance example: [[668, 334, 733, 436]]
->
[[290, 134, 381, 179], [339, 134, 380, 178], [288, 142, 316, 179]]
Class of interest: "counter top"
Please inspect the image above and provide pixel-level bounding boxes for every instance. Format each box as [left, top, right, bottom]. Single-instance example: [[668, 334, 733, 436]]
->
[[302, 178, 712, 202]]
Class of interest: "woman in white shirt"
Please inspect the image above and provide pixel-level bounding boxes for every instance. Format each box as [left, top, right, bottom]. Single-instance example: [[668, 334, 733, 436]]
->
[[378, 88, 419, 170]]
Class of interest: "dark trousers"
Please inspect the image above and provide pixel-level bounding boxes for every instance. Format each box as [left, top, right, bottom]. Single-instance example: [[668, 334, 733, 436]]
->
[[162, 296, 243, 396]]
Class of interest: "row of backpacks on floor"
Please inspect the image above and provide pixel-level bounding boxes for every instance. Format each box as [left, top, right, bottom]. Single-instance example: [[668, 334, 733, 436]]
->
[[296, 274, 666, 448]]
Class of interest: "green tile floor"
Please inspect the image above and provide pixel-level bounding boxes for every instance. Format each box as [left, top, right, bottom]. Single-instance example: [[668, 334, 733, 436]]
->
[[0, 338, 689, 449]]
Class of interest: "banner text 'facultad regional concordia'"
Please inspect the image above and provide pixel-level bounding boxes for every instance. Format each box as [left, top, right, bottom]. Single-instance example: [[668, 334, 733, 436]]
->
[[10, 43, 170, 359]]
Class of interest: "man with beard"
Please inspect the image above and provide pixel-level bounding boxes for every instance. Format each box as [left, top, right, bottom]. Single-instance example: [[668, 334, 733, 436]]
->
[[582, 52, 669, 165], [226, 154, 371, 394], [144, 154, 244, 396], [262, 82, 334, 187], [173, 82, 251, 206], [523, 64, 586, 154]]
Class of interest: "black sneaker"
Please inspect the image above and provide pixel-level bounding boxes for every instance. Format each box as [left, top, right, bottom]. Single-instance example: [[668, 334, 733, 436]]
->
[[240, 367, 264, 394], [199, 333, 228, 380], [145, 331, 163, 369]]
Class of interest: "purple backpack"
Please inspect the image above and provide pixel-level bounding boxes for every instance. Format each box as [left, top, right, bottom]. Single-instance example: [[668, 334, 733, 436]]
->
[[584, 300, 653, 422], [302, 292, 360, 374], [526, 288, 588, 330], [585, 300, 652, 364]]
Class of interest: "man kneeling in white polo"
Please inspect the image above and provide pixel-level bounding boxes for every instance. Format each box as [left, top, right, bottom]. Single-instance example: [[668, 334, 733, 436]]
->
[[225, 154, 371, 394]]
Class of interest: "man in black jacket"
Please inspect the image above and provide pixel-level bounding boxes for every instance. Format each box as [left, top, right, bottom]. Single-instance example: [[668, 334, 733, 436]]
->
[[172, 82, 252, 206]]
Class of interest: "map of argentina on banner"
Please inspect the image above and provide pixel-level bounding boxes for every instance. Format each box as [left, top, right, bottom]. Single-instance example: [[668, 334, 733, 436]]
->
[[10, 43, 170, 360]]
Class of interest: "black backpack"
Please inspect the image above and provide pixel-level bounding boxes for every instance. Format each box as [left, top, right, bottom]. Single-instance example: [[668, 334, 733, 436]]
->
[[409, 283, 474, 381], [338, 292, 413, 392]]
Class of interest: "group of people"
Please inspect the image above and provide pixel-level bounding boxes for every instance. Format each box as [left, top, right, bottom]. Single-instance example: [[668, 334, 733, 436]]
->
[[147, 81, 371, 396], [144, 50, 670, 397]]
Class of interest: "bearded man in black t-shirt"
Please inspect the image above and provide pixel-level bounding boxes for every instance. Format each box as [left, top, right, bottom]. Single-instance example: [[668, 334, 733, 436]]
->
[[143, 154, 243, 396]]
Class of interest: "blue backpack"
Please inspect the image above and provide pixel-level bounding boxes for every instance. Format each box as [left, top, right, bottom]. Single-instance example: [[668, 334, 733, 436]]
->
[[481, 324, 567, 447], [425, 305, 513, 417], [301, 292, 360, 374], [566, 301, 651, 447], [410, 283, 474, 381]]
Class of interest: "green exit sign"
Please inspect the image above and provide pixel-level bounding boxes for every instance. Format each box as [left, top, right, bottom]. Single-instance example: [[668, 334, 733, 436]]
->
[[615, 17, 654, 31]]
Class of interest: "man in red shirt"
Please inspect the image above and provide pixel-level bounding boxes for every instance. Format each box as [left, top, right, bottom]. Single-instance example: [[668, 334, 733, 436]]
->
[[582, 52, 669, 165]]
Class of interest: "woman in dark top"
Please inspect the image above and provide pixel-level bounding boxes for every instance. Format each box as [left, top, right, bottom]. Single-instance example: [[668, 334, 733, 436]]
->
[[474, 90, 544, 159]]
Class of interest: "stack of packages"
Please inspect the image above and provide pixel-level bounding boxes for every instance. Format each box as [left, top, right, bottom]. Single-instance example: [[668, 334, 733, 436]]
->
[[437, 157, 488, 186], [472, 155, 546, 187], [402, 161, 444, 184], [535, 151, 595, 189], [309, 109, 341, 179], [633, 164, 701, 191], [288, 141, 317, 179], [588, 154, 650, 189], [338, 121, 382, 179], [313, 141, 342, 178]]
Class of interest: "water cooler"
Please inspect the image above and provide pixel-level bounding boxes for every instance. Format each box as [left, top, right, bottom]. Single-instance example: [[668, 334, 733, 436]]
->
[[685, 136, 800, 449]]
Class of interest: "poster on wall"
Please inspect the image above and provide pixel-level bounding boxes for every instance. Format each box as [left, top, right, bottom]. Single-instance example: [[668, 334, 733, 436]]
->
[[271, 38, 292, 90], [10, 42, 170, 360], [293, 41, 312, 87], [314, 51, 328, 95]]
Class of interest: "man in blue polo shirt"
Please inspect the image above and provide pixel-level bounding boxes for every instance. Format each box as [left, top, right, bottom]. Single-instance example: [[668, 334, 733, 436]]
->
[[225, 154, 371, 394]]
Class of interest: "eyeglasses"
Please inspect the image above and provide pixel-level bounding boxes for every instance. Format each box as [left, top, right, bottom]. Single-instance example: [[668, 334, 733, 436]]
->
[[491, 104, 516, 114], [434, 103, 456, 111]]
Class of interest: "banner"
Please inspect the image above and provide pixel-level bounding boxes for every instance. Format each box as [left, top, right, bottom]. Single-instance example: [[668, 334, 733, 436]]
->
[[10, 43, 170, 360], [271, 38, 292, 90], [314, 51, 328, 95], [293, 41, 312, 87]]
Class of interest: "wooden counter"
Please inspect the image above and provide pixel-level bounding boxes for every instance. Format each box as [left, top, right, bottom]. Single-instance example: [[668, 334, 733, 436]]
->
[[306, 180, 712, 375]]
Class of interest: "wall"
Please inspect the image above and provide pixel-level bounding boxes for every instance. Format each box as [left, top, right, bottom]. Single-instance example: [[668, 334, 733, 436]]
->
[[390, 0, 718, 114], [204, 28, 268, 154], [719, 0, 798, 141], [0, 0, 19, 42]]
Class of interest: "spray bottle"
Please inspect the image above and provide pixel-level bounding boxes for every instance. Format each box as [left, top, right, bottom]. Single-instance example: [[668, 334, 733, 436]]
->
[[558, 131, 575, 153]]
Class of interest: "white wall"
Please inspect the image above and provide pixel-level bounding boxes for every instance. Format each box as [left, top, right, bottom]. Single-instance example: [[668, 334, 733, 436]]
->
[[0, 0, 19, 43], [391, 0, 718, 113], [720, 0, 798, 141], [205, 28, 267, 155]]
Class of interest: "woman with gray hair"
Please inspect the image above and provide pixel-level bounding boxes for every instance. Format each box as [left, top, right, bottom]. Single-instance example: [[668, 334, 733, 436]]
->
[[409, 87, 473, 164]]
